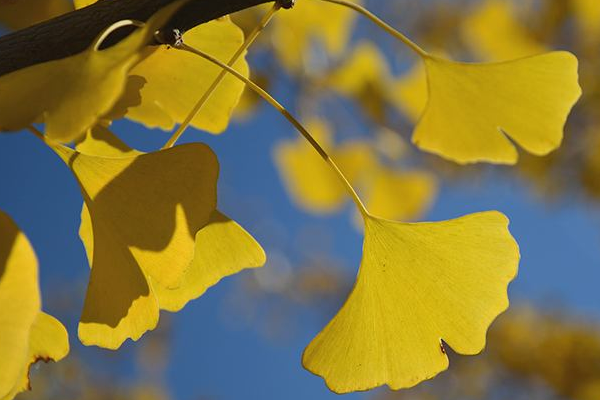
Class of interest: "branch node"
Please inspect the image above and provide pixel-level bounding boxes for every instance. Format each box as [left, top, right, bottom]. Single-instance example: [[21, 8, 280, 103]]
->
[[276, 0, 295, 9], [154, 28, 183, 47]]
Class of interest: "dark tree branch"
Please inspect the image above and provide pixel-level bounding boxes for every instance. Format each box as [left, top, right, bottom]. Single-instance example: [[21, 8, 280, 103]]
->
[[0, 0, 272, 77]]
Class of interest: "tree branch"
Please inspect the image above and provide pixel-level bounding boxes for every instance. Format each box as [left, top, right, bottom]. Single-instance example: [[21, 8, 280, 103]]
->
[[0, 0, 272, 77]]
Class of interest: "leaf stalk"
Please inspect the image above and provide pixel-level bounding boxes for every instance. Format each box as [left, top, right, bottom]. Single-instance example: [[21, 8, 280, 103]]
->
[[176, 43, 371, 218]]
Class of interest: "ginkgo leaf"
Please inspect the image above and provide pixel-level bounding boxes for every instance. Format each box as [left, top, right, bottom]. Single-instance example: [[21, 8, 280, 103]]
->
[[74, 0, 249, 134], [125, 18, 249, 134], [327, 41, 390, 97], [461, 0, 545, 61], [74, 124, 139, 157], [573, 0, 600, 38], [0, 1, 184, 142], [270, 0, 359, 72], [0, 210, 68, 400], [49, 140, 218, 349], [76, 127, 265, 313], [12, 312, 70, 394], [71, 126, 264, 346], [153, 210, 266, 312], [274, 119, 376, 213], [303, 211, 519, 393], [0, 0, 72, 30], [0, 210, 40, 399], [413, 53, 582, 164], [364, 167, 437, 222]]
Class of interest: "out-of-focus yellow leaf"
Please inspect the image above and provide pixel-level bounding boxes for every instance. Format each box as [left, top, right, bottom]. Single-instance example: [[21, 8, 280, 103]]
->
[[327, 41, 389, 97], [274, 119, 376, 213], [326, 41, 392, 122], [0, 210, 68, 400], [126, 18, 249, 134], [0, 0, 72, 30], [0, 1, 183, 142], [461, 0, 546, 61], [271, 0, 359, 72], [413, 53, 581, 164], [275, 119, 436, 221], [49, 140, 218, 349], [303, 211, 519, 393], [154, 210, 266, 312], [573, 0, 600, 39], [364, 167, 437, 222]]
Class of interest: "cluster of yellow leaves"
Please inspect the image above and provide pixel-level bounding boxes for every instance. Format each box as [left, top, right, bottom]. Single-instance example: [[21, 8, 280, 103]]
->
[[74, 0, 249, 135], [53, 126, 265, 349], [0, 0, 587, 396], [0, 2, 180, 143], [0, 0, 249, 142], [0, 210, 69, 400], [275, 118, 436, 222], [489, 307, 600, 400], [270, 0, 359, 73], [0, 0, 264, 354], [124, 17, 248, 134], [326, 32, 580, 165]]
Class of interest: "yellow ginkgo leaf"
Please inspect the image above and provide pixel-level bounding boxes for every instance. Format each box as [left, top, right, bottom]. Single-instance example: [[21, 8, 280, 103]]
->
[[12, 312, 70, 394], [72, 126, 264, 346], [0, 1, 183, 142], [461, 0, 546, 61], [0, 211, 40, 399], [154, 210, 266, 312], [271, 0, 359, 72], [77, 127, 264, 313], [0, 0, 72, 30], [274, 119, 376, 213], [74, 124, 139, 157], [303, 211, 519, 393], [0, 210, 68, 400], [413, 53, 582, 164], [327, 41, 390, 97], [49, 140, 218, 349], [364, 167, 437, 222], [125, 18, 249, 134], [573, 0, 600, 39]]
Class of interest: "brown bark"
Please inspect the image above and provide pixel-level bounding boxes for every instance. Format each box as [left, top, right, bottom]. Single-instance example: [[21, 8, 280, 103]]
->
[[0, 0, 272, 77]]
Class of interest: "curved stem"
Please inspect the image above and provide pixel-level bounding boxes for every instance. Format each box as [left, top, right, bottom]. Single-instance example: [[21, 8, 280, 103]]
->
[[317, 0, 428, 58], [92, 19, 144, 51], [177, 43, 370, 218], [162, 4, 280, 149], [27, 125, 44, 140]]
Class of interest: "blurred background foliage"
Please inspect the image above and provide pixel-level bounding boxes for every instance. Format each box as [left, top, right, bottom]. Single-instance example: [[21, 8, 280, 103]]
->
[[1, 0, 599, 398]]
